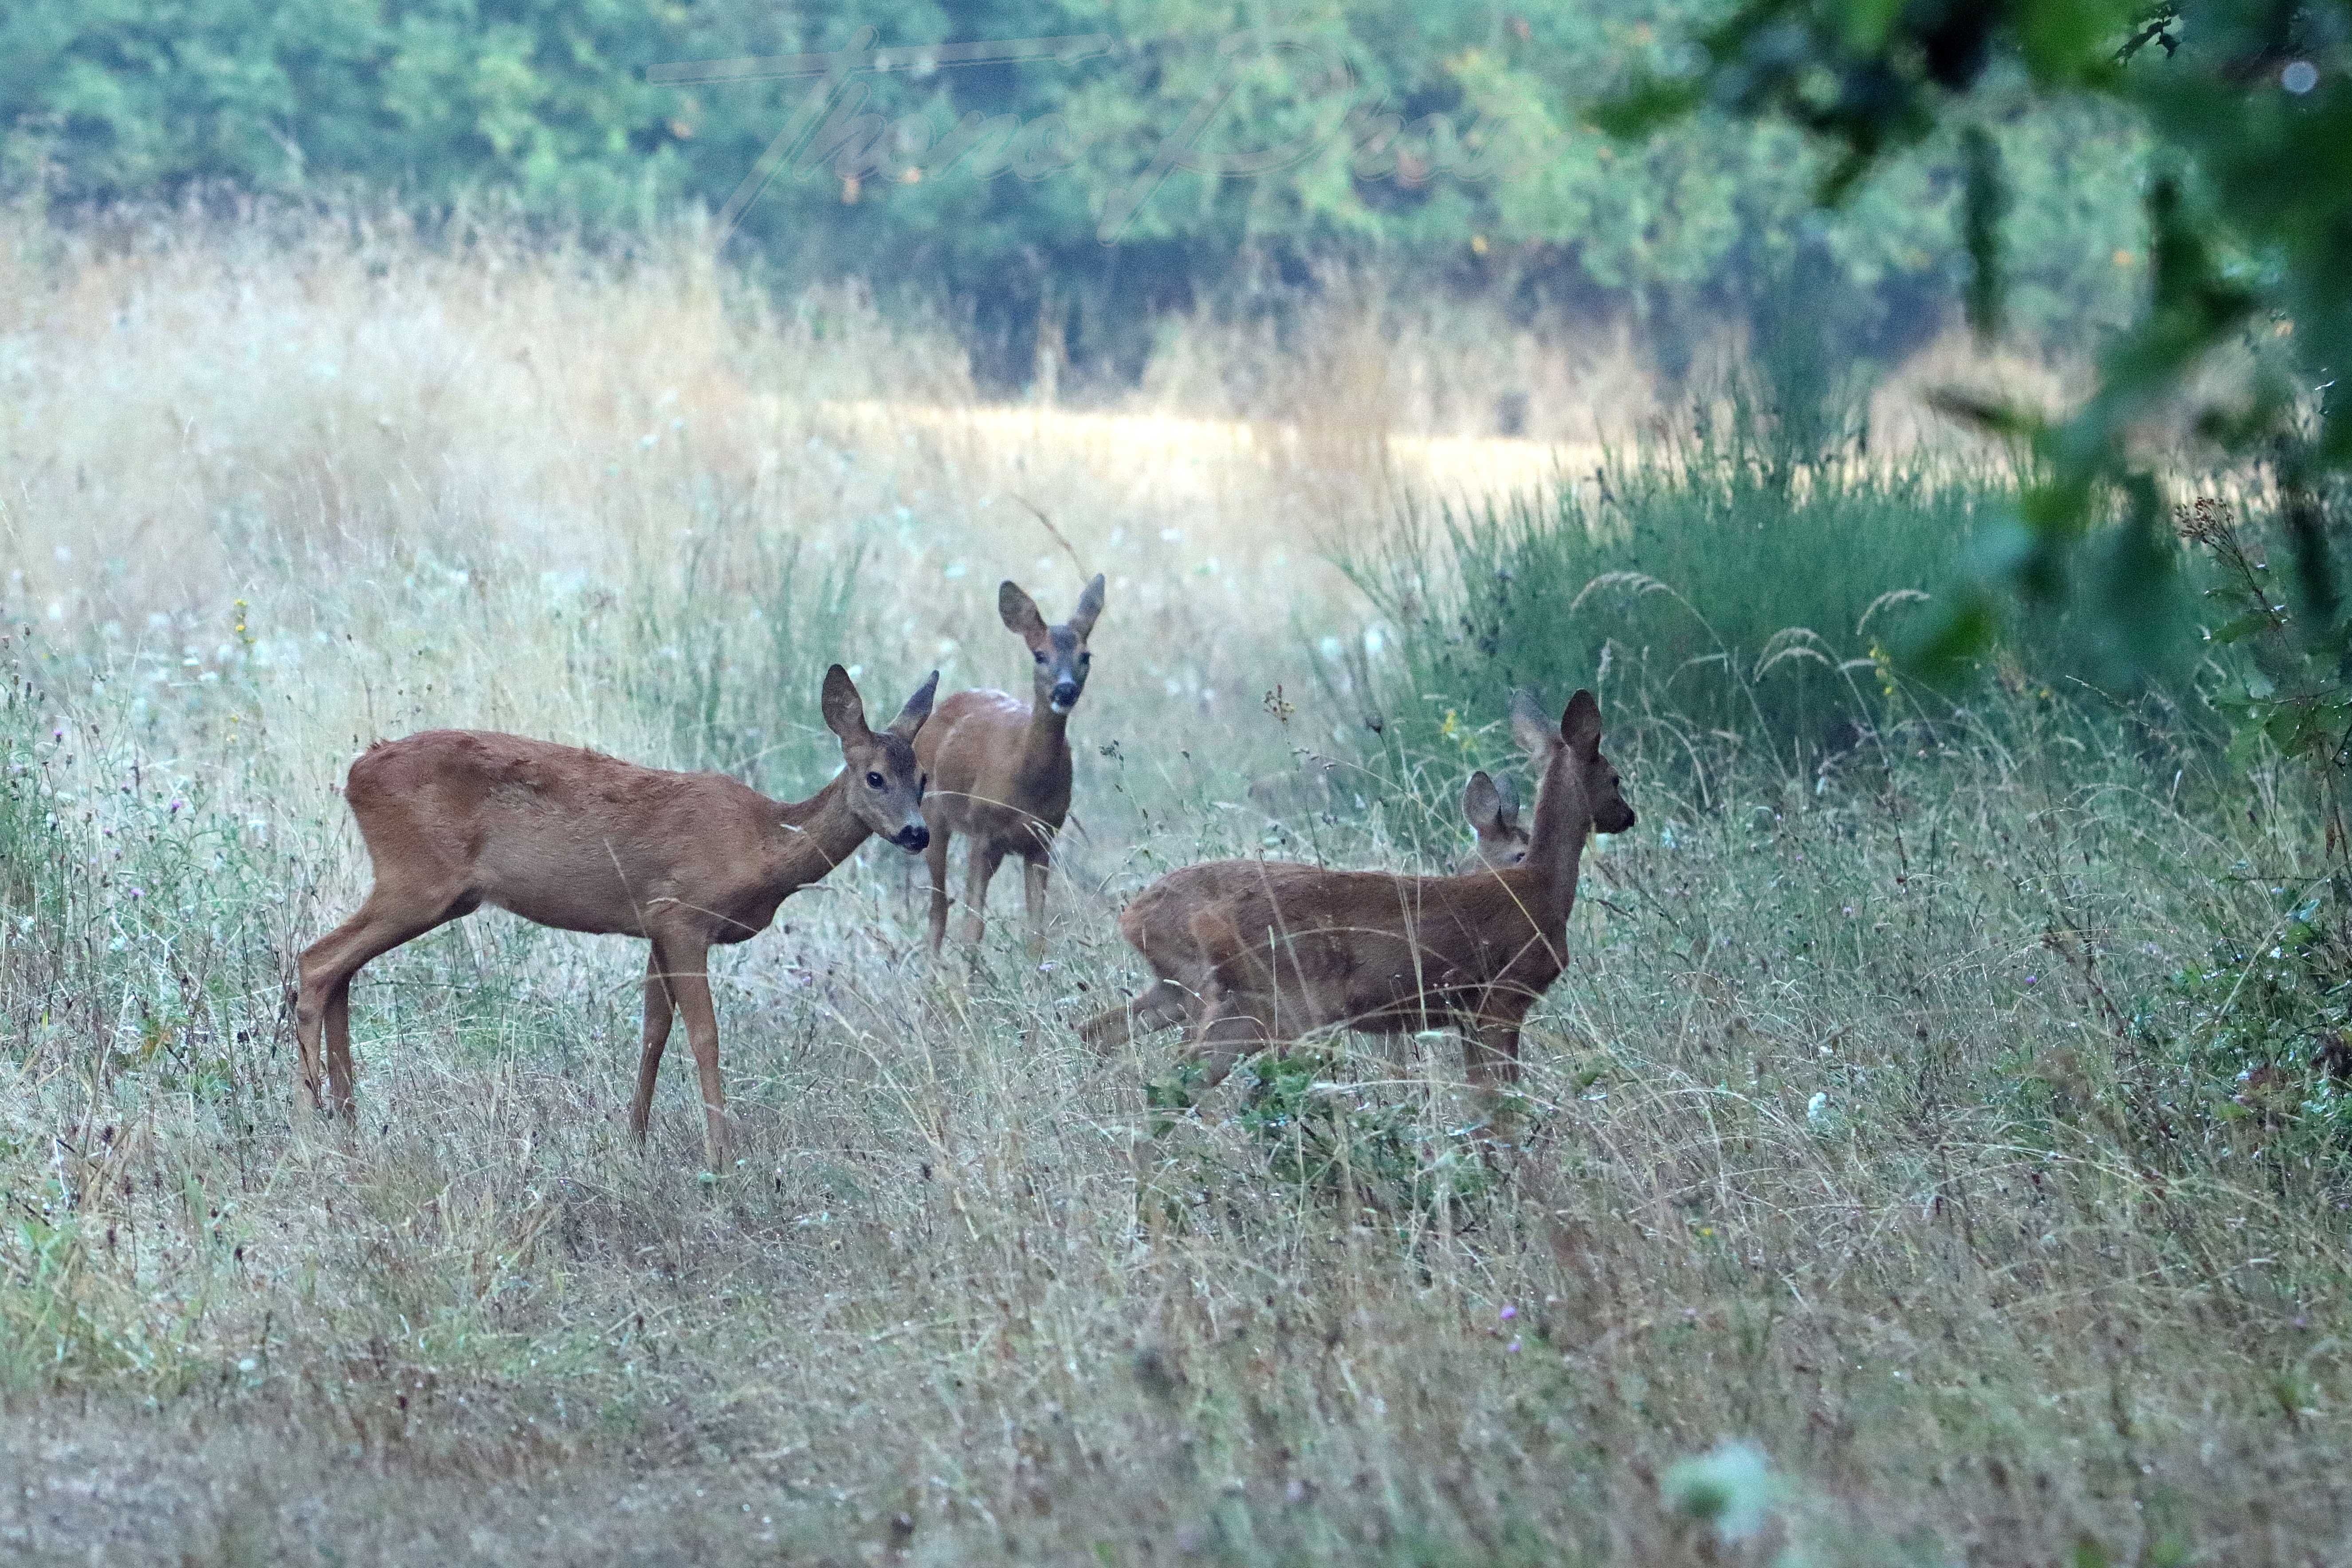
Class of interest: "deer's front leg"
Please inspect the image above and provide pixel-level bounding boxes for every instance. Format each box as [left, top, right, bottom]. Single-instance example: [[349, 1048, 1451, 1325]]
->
[[923, 829, 953, 955], [1022, 855, 1050, 961], [1078, 978, 1193, 1052], [661, 939, 730, 1172], [630, 939, 676, 1142], [1461, 1015, 1527, 1151], [960, 841, 1005, 947], [1461, 1017, 1524, 1089]]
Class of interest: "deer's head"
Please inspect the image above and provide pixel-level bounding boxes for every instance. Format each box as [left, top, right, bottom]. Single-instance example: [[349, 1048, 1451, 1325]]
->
[[1001, 574, 1105, 716], [1455, 770, 1531, 872], [1514, 687, 1636, 846], [822, 665, 938, 852]]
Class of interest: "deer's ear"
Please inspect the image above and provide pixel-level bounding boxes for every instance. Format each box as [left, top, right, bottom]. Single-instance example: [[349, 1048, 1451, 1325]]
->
[[999, 581, 1048, 644], [1509, 689, 1555, 757], [887, 670, 939, 741], [1493, 771, 1521, 827], [1562, 688, 1603, 754], [821, 664, 872, 745], [1069, 573, 1106, 639], [1461, 770, 1504, 834]]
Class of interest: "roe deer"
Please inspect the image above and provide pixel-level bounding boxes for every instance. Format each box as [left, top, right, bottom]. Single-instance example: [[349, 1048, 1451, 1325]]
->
[[293, 665, 938, 1170], [1248, 762, 1523, 868], [916, 575, 1105, 957], [1453, 769, 1529, 873], [1078, 761, 1539, 1054], [1076, 690, 1633, 1134]]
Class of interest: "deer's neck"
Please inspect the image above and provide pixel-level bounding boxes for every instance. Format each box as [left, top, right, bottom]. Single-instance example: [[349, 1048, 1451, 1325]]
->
[[770, 771, 872, 888], [1522, 776, 1594, 924], [1016, 700, 1072, 786]]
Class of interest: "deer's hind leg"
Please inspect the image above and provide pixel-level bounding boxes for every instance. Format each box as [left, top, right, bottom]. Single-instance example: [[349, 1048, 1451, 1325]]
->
[[1078, 978, 1193, 1052], [295, 877, 475, 1118], [629, 939, 678, 1143]]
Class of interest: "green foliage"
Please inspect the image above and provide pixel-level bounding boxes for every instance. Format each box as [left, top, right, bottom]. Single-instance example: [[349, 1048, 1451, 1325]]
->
[[1236, 1046, 1496, 1220], [1606, 0, 2352, 702], [0, 0, 2154, 381], [0, 630, 287, 1133], [620, 523, 869, 788], [1341, 419, 2198, 774], [1144, 1044, 1496, 1234], [2158, 898, 2352, 1167], [2185, 495, 2352, 783]]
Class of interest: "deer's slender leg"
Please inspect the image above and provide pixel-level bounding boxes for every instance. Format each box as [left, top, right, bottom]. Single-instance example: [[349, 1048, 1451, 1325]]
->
[[320, 977, 353, 1110], [294, 884, 469, 1118], [1021, 855, 1050, 961], [1078, 979, 1193, 1052], [923, 828, 953, 955], [1177, 994, 1276, 1093], [661, 939, 730, 1172], [629, 939, 677, 1142], [1461, 1018, 1523, 1091], [958, 841, 1005, 947], [1461, 1015, 1530, 1152]]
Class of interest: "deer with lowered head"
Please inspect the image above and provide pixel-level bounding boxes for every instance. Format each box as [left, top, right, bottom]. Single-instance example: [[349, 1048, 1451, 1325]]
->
[[916, 575, 1105, 956], [1076, 689, 1633, 1133], [292, 665, 938, 1171]]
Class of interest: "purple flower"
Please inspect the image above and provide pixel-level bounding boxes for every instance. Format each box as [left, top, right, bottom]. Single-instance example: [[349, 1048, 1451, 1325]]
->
[[1505, 1339, 1521, 1354], [2024, 975, 2037, 986], [167, 799, 184, 814], [1498, 1304, 1517, 1321]]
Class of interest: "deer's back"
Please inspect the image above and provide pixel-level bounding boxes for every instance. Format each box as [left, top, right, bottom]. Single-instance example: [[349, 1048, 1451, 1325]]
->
[[345, 730, 776, 936], [1122, 858, 1564, 1032]]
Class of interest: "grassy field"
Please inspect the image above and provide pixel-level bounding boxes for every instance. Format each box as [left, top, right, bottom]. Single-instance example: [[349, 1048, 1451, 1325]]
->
[[4, 213, 2349, 1566]]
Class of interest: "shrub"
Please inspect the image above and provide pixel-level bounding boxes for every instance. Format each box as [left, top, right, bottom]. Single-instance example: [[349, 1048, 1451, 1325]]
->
[[1339, 429, 2206, 778]]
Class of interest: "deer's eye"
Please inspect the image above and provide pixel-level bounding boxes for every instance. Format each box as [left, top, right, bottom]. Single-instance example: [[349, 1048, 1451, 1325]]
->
[[866, 771, 884, 788], [1078, 651, 1091, 665], [1033, 650, 1047, 664]]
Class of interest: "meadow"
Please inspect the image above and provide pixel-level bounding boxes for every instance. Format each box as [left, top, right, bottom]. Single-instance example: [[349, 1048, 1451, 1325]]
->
[[3, 210, 2348, 1566]]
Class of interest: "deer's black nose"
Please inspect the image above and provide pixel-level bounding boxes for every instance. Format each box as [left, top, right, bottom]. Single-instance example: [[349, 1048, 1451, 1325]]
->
[[895, 824, 930, 852], [1051, 682, 1080, 708]]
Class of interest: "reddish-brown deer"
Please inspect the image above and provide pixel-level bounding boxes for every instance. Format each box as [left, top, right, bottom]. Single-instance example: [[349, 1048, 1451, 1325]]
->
[[1454, 768, 1530, 872], [1080, 762, 1539, 1053], [1247, 762, 1526, 871], [1076, 690, 1633, 1135], [292, 665, 938, 1170], [916, 575, 1105, 956]]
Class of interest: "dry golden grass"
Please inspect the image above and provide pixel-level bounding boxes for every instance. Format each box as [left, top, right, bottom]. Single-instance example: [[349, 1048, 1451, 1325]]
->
[[2, 209, 2348, 1565]]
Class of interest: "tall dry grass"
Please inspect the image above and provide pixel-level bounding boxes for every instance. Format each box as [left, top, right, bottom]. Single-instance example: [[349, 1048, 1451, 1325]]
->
[[1, 207, 2346, 1565]]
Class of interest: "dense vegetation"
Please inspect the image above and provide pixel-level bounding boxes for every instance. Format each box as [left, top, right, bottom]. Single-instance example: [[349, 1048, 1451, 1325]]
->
[[1343, 421, 2205, 775], [10, 2, 2352, 1558], [0, 0, 2151, 385], [4, 214, 2351, 1564], [1609, 0, 2352, 871]]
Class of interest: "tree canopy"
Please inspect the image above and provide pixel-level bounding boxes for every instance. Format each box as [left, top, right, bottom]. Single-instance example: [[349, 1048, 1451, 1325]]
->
[[2, 0, 2152, 383]]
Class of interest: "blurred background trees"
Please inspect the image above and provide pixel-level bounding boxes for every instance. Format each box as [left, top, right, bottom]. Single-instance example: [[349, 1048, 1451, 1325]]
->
[[0, 0, 2152, 394]]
